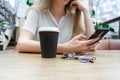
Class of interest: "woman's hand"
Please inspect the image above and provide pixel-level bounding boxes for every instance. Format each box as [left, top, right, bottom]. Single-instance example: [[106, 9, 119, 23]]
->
[[64, 34, 99, 52], [87, 42, 100, 51], [69, 0, 87, 12]]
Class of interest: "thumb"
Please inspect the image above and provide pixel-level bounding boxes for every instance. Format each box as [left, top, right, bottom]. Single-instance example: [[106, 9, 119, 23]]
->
[[85, 37, 100, 45], [74, 34, 87, 40]]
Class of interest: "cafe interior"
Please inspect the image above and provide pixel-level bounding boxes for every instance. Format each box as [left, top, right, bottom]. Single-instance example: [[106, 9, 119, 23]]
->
[[0, 0, 120, 80]]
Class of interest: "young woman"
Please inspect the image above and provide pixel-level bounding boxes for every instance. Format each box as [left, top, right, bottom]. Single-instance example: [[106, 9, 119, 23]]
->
[[16, 0, 99, 53]]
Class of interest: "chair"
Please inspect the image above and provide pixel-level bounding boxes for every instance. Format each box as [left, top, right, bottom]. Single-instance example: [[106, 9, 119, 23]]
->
[[96, 39, 120, 50]]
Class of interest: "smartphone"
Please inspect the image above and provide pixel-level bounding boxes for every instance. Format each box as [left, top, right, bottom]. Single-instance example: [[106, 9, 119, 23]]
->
[[88, 29, 109, 44]]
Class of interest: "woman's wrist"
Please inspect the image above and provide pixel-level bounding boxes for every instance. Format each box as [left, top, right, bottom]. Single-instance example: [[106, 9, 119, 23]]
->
[[82, 8, 89, 14], [57, 43, 72, 53]]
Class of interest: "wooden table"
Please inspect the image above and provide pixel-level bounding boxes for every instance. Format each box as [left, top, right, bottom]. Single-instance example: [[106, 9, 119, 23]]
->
[[0, 49, 120, 80]]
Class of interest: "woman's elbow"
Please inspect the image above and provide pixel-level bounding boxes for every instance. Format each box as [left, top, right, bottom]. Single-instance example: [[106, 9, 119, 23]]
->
[[16, 42, 26, 52]]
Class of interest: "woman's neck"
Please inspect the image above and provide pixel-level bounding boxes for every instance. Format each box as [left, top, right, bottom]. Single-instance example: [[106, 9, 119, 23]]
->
[[50, 5, 66, 23]]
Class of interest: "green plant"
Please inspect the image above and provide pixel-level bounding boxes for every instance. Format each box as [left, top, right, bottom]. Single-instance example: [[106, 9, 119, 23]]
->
[[26, 0, 33, 7], [0, 19, 11, 43], [91, 9, 115, 33]]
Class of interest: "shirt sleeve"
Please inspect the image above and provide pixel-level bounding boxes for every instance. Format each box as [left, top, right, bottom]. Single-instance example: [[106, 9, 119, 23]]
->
[[22, 9, 40, 35]]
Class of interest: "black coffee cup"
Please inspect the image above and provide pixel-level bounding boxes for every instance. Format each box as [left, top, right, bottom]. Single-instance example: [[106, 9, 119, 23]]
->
[[39, 27, 59, 58]]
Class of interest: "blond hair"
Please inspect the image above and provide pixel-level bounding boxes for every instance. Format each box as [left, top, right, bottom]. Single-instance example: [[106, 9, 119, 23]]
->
[[34, 0, 85, 37], [33, 0, 54, 10]]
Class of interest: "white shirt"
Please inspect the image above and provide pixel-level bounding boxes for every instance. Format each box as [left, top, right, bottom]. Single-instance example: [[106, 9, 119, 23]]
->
[[22, 9, 74, 43]]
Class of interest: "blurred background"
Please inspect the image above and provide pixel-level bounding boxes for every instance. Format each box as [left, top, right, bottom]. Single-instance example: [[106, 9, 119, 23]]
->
[[0, 0, 120, 50]]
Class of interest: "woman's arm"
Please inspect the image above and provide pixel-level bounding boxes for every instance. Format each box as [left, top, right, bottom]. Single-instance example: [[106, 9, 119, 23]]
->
[[16, 30, 41, 52], [16, 30, 99, 53], [70, 0, 95, 37], [83, 9, 95, 37], [16, 30, 69, 53], [57, 34, 99, 53]]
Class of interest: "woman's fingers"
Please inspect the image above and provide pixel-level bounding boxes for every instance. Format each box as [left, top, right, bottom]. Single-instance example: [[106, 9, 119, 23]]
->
[[67, 36, 100, 52], [69, 0, 77, 9], [86, 37, 100, 45], [83, 37, 100, 51], [89, 44, 96, 51], [69, 0, 86, 11], [74, 34, 87, 40]]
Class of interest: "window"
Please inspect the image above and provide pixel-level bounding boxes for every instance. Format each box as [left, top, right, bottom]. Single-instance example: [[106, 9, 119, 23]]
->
[[90, 0, 120, 22], [89, 0, 120, 39]]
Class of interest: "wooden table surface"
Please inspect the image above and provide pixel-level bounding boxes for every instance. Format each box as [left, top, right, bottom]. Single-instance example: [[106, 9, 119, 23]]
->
[[0, 49, 120, 80]]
